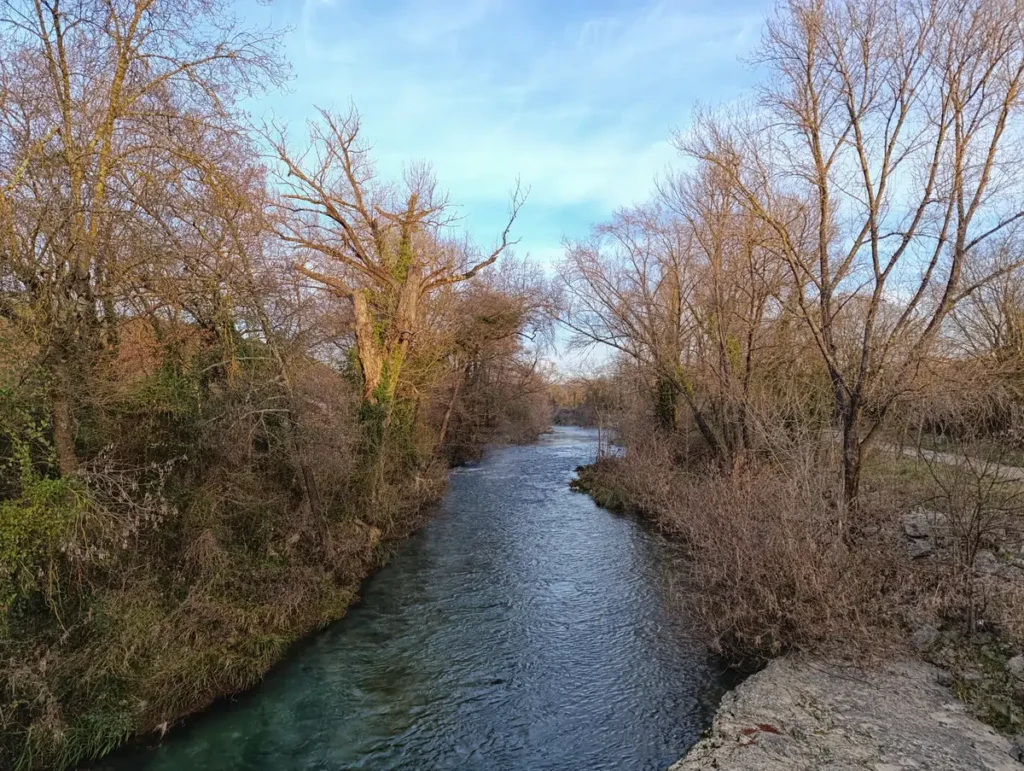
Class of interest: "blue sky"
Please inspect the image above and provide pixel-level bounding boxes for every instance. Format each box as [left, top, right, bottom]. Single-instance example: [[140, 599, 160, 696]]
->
[[243, 0, 770, 274]]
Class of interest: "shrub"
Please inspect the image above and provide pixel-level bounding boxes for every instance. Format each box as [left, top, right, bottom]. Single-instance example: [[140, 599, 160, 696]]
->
[[0, 476, 87, 626], [586, 449, 912, 661]]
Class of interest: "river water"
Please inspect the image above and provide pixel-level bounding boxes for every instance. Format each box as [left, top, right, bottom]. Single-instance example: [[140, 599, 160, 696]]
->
[[100, 427, 724, 771]]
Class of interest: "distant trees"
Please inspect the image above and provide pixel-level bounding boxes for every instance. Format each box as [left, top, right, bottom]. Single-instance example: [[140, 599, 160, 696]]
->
[[433, 257, 552, 461], [559, 201, 692, 435], [559, 163, 789, 472]]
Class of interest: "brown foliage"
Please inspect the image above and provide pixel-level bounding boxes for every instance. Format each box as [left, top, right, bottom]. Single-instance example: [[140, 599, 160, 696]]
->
[[586, 440, 913, 660]]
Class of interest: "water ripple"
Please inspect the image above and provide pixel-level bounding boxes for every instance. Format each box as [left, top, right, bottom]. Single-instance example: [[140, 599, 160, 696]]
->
[[99, 427, 725, 771]]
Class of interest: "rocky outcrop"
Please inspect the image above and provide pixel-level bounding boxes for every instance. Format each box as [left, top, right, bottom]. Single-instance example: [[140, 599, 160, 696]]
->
[[902, 508, 947, 560], [672, 656, 1023, 770]]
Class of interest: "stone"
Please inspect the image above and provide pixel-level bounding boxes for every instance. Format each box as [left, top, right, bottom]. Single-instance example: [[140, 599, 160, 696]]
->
[[903, 509, 947, 539], [1008, 655, 1024, 682], [912, 625, 941, 651], [671, 657, 1024, 771], [908, 538, 934, 559], [936, 669, 954, 688]]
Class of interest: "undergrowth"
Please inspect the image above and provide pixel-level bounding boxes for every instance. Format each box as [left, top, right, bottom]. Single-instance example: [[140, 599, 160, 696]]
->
[[575, 430, 1024, 733], [0, 347, 446, 770]]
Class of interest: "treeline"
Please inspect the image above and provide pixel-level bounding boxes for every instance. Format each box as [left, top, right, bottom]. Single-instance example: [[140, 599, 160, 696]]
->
[[0, 1, 548, 767], [561, 0, 1024, 681]]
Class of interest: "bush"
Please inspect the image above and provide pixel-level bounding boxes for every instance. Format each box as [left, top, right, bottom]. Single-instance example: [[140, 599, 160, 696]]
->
[[0, 333, 449, 770], [583, 447, 913, 661], [0, 476, 86, 625]]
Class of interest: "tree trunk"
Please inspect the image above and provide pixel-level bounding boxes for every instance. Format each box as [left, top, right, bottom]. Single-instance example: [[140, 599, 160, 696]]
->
[[351, 274, 419, 408], [841, 415, 862, 508], [437, 360, 466, 449], [351, 290, 383, 402], [655, 375, 677, 431], [52, 386, 78, 477]]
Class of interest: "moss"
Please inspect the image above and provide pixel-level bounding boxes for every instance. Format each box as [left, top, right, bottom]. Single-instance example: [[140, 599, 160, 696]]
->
[[570, 462, 631, 514]]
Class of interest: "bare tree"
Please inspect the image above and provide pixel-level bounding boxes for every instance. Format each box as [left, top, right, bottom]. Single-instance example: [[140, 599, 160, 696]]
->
[[558, 202, 700, 436], [558, 164, 786, 470], [270, 109, 526, 413], [685, 0, 1024, 504], [0, 0, 284, 474]]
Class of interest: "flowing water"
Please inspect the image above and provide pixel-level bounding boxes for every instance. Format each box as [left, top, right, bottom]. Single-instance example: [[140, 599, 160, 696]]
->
[[99, 427, 726, 771]]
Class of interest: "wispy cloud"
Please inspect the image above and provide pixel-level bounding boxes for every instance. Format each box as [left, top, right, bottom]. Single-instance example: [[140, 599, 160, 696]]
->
[[253, 0, 768, 257]]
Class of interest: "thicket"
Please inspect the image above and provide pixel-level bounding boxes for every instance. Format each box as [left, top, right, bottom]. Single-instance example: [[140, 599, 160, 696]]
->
[[0, 1, 550, 768]]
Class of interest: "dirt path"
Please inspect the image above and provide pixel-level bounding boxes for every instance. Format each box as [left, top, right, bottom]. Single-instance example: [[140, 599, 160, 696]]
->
[[883, 443, 1024, 481]]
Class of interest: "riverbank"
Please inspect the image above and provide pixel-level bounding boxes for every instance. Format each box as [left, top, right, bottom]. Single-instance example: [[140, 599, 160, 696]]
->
[[571, 447, 1024, 767], [92, 427, 722, 771]]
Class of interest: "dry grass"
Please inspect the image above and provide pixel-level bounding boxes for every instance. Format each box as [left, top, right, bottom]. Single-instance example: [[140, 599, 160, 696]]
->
[[578, 425, 1024, 734], [581, 447, 915, 661]]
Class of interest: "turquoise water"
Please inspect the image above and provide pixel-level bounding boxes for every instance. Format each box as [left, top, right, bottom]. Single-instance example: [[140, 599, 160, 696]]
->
[[98, 427, 724, 771]]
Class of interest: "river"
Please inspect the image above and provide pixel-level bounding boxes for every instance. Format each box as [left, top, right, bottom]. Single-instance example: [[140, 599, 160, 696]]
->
[[99, 426, 725, 771]]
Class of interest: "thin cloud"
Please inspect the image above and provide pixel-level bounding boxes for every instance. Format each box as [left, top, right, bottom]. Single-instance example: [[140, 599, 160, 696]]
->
[[259, 0, 769, 263]]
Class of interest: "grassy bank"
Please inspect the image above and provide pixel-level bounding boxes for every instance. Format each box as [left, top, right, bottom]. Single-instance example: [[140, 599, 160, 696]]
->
[[0, 311, 554, 770]]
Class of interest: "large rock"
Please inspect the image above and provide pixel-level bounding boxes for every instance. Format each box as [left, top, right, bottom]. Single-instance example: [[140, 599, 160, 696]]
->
[[975, 550, 1003, 576], [903, 509, 947, 560], [672, 656, 1023, 770], [903, 509, 948, 539], [1009, 655, 1024, 682]]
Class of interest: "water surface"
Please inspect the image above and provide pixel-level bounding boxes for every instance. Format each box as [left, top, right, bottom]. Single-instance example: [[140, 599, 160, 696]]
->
[[101, 427, 723, 771]]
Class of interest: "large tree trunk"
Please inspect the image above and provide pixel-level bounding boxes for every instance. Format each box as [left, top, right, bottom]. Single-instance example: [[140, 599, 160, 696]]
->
[[351, 290, 384, 402], [350, 271, 421, 408]]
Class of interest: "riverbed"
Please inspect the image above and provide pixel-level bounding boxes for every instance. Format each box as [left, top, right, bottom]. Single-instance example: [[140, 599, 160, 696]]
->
[[98, 426, 725, 770]]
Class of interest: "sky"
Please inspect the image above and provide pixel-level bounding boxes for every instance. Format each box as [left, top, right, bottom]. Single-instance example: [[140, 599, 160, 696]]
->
[[241, 0, 771, 368]]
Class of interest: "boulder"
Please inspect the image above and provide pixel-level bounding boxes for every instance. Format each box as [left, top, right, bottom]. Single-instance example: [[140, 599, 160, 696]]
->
[[1008, 655, 1024, 682], [903, 509, 948, 539], [671, 657, 1024, 771]]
